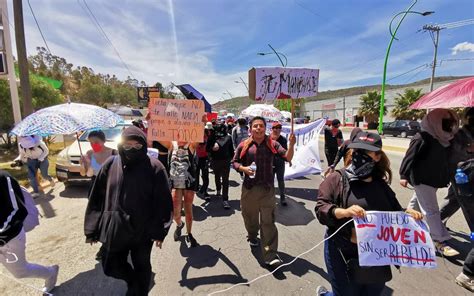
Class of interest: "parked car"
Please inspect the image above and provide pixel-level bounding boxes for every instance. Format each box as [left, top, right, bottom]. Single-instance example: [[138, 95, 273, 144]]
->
[[55, 122, 131, 183], [382, 120, 420, 138]]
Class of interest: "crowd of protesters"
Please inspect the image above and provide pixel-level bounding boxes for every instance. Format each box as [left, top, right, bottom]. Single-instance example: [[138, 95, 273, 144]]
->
[[1, 107, 472, 295]]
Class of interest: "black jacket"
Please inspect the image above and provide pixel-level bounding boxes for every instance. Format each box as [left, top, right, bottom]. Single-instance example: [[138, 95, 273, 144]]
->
[[0, 170, 27, 244], [206, 134, 234, 160], [84, 155, 173, 243], [400, 131, 450, 188]]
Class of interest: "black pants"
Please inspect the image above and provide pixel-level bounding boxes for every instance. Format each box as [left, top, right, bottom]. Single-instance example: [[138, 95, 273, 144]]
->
[[440, 183, 474, 232], [273, 163, 285, 201], [102, 241, 154, 296], [196, 157, 209, 194], [325, 147, 338, 167], [212, 159, 231, 201], [464, 248, 474, 277]]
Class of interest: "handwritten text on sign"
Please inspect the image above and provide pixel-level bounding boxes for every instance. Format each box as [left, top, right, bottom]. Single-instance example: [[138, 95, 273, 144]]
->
[[248, 67, 319, 101], [354, 211, 436, 269], [148, 98, 205, 142]]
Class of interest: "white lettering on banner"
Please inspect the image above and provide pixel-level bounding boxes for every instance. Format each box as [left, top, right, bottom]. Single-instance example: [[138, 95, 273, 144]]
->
[[280, 119, 326, 180], [354, 211, 437, 268]]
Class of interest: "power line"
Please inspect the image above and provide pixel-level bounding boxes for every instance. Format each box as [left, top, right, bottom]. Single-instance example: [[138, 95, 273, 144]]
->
[[77, 0, 137, 81], [27, 0, 51, 54], [387, 63, 429, 82]]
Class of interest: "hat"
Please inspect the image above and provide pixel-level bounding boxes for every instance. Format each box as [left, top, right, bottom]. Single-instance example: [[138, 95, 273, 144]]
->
[[348, 131, 382, 152], [272, 122, 282, 128], [205, 122, 213, 129], [331, 119, 341, 126]]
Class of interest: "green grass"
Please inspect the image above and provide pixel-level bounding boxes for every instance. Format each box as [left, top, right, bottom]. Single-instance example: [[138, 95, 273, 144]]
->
[[0, 142, 66, 186]]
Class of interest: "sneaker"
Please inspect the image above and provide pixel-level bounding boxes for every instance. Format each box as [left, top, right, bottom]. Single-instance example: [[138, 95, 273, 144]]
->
[[42, 265, 59, 293], [187, 233, 198, 248], [247, 238, 259, 247], [280, 198, 287, 206], [31, 192, 40, 199], [316, 285, 329, 296], [266, 255, 283, 268], [49, 179, 55, 188], [205, 194, 211, 202], [434, 241, 459, 257], [455, 272, 474, 292], [223, 201, 230, 209], [174, 222, 185, 241]]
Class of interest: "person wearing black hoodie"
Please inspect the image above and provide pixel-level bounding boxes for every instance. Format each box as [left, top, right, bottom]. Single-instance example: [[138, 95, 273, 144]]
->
[[84, 126, 173, 296], [207, 123, 234, 209], [324, 127, 362, 176]]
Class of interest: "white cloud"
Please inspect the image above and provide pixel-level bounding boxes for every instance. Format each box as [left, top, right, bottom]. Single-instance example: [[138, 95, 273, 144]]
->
[[451, 42, 474, 55]]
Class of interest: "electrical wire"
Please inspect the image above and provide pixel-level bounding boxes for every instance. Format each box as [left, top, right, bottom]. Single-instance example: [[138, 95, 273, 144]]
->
[[77, 0, 137, 81], [207, 219, 355, 295], [27, 0, 51, 54], [387, 63, 429, 82]]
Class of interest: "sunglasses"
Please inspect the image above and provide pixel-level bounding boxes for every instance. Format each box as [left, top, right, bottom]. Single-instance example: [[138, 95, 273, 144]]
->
[[272, 127, 282, 130], [122, 143, 143, 150]]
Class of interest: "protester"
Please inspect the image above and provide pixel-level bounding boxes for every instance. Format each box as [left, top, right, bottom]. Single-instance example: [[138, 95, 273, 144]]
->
[[232, 117, 249, 181], [226, 116, 236, 134], [232, 116, 295, 268], [400, 108, 460, 257], [132, 119, 147, 134], [324, 119, 343, 167], [84, 126, 173, 295], [456, 248, 474, 292], [0, 170, 59, 293], [14, 135, 54, 198], [315, 132, 423, 296], [324, 127, 362, 176], [169, 141, 198, 247], [151, 140, 171, 173], [80, 130, 116, 180], [196, 123, 212, 201], [207, 123, 234, 209], [270, 122, 288, 206], [440, 107, 474, 232]]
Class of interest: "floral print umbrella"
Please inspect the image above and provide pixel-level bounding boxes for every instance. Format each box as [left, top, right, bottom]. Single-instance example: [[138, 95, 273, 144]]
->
[[10, 102, 124, 136]]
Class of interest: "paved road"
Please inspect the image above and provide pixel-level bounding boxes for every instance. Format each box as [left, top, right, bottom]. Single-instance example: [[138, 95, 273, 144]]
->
[[0, 145, 471, 296]]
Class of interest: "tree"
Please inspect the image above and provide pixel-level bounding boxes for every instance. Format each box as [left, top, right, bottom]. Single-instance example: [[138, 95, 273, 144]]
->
[[359, 90, 386, 129], [391, 88, 426, 120]]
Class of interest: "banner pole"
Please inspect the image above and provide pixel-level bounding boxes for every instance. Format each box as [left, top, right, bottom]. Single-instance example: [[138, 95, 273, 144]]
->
[[291, 99, 295, 133]]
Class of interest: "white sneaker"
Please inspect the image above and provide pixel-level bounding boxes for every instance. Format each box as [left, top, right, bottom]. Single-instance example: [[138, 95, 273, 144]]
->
[[316, 285, 329, 296], [266, 255, 283, 268], [434, 241, 459, 257], [456, 272, 474, 292], [42, 265, 59, 293]]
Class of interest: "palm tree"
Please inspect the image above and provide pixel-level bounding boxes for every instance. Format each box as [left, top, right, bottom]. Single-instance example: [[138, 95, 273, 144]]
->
[[391, 88, 426, 120], [359, 90, 386, 129]]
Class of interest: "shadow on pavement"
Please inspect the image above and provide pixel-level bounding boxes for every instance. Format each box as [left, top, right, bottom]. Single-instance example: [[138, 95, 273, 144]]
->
[[275, 198, 315, 226], [285, 187, 318, 202], [54, 263, 126, 295], [34, 189, 56, 218], [58, 182, 89, 199], [193, 200, 241, 221], [178, 239, 247, 290]]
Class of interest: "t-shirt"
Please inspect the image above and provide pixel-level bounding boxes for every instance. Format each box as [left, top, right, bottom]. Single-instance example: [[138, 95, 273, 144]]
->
[[324, 127, 343, 150]]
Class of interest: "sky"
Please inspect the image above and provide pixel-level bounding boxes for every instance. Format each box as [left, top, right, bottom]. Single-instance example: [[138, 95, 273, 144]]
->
[[4, 0, 474, 104]]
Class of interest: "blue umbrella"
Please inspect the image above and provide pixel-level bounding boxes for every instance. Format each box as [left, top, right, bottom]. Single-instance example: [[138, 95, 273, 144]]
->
[[10, 102, 123, 137], [175, 84, 212, 113]]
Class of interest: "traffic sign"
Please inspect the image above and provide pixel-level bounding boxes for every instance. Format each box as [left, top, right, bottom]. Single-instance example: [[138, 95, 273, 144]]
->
[[137, 86, 160, 103]]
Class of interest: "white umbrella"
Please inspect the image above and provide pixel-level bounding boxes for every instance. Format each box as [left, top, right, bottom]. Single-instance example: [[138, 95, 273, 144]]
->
[[240, 104, 283, 121]]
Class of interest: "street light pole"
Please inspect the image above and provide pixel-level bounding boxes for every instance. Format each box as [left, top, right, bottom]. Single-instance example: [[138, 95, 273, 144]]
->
[[257, 44, 288, 67], [234, 77, 249, 92], [378, 0, 433, 134]]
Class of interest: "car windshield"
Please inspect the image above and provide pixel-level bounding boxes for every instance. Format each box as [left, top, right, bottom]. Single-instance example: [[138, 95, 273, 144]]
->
[[79, 125, 129, 142]]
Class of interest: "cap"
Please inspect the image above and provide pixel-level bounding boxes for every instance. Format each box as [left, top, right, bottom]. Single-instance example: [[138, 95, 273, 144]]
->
[[205, 122, 213, 129], [348, 131, 382, 152], [272, 121, 282, 128], [331, 119, 341, 126]]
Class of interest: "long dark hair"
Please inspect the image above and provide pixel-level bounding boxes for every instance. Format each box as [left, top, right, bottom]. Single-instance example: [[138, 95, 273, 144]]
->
[[344, 149, 392, 183]]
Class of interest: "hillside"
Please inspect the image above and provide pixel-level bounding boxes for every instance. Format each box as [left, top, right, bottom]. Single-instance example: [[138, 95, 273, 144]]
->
[[212, 75, 469, 113]]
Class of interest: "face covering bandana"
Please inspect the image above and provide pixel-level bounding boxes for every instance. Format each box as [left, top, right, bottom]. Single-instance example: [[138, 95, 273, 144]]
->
[[346, 149, 376, 180], [91, 143, 103, 153], [118, 144, 145, 165]]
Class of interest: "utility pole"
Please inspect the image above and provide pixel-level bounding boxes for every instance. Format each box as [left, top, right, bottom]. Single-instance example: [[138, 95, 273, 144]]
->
[[13, 0, 33, 116], [423, 24, 442, 91], [342, 96, 346, 126], [0, 0, 21, 124]]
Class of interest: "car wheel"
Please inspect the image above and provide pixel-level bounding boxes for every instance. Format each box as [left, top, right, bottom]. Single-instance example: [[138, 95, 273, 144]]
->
[[401, 131, 407, 138]]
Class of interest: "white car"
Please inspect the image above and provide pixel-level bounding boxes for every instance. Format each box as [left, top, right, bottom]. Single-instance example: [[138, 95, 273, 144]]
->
[[55, 123, 131, 183]]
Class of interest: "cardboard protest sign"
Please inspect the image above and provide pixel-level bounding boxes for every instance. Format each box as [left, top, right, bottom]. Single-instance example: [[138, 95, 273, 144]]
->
[[354, 211, 437, 269], [248, 67, 319, 101], [147, 98, 205, 142]]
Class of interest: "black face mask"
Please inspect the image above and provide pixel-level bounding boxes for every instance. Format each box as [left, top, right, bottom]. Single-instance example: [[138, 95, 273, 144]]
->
[[346, 150, 376, 180], [118, 144, 146, 165], [442, 118, 455, 133]]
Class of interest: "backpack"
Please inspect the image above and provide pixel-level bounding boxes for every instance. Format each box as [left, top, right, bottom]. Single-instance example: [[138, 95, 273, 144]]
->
[[457, 159, 474, 196], [169, 144, 195, 189]]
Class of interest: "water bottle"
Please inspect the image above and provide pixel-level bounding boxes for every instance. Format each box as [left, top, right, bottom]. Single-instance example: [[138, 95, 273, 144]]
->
[[454, 168, 470, 196], [249, 162, 257, 179]]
